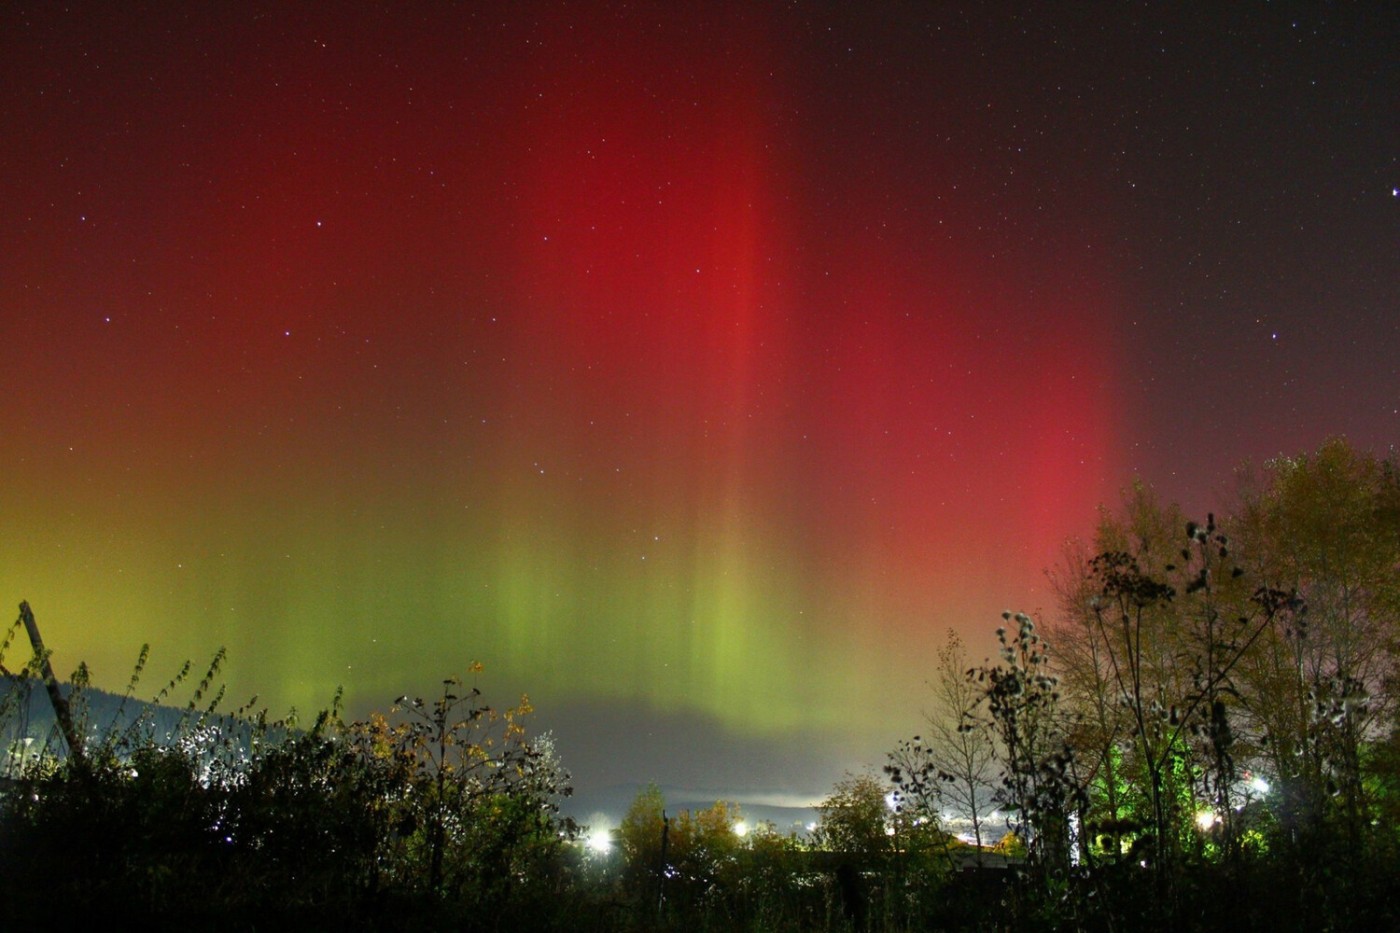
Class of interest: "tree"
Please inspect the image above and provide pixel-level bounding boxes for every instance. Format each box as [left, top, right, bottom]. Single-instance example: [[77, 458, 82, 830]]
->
[[887, 628, 998, 850], [814, 771, 892, 856], [667, 800, 744, 912], [617, 782, 667, 913], [1042, 445, 1400, 930], [1050, 538, 1139, 861], [1233, 439, 1400, 852], [616, 785, 746, 920], [1085, 519, 1294, 873], [973, 612, 1083, 876]]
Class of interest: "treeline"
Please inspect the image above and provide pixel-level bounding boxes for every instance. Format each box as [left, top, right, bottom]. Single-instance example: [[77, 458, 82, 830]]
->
[[596, 774, 1014, 932], [1, 438, 1396, 931], [0, 652, 582, 930], [888, 438, 1400, 930]]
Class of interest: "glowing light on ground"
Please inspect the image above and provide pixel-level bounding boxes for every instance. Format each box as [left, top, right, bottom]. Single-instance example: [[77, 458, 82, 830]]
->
[[585, 824, 614, 856]]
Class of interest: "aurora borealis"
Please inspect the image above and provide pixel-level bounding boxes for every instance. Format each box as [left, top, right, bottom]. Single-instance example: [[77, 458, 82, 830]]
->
[[2, 4, 1396, 804]]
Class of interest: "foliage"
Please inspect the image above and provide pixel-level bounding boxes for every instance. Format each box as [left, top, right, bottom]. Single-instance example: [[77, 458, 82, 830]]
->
[[863, 441, 1400, 931], [1033, 440, 1400, 931], [976, 612, 1084, 873], [813, 771, 891, 856], [616, 784, 758, 923], [0, 623, 579, 930], [812, 770, 953, 931]]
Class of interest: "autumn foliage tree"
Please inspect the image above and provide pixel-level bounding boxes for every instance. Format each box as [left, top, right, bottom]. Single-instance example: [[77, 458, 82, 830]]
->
[[616, 784, 747, 920], [1041, 440, 1400, 930]]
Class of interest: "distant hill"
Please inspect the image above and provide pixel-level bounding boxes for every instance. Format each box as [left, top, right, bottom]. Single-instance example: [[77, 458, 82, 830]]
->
[[565, 782, 820, 836], [564, 781, 1013, 843], [0, 676, 265, 766]]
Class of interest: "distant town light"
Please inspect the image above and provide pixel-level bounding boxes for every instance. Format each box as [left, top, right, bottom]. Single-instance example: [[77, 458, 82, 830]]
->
[[586, 827, 613, 855]]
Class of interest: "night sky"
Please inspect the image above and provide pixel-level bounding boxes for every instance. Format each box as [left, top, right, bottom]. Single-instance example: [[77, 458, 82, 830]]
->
[[2, 3, 1396, 810]]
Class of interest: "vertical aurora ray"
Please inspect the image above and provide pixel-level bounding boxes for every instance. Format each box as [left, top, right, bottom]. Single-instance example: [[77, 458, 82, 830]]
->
[[0, 4, 1130, 754], [489, 12, 831, 729]]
